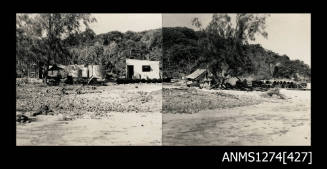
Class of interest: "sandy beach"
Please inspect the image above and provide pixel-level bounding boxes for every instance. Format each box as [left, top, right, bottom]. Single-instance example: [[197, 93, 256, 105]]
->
[[163, 89, 311, 145], [16, 81, 162, 146]]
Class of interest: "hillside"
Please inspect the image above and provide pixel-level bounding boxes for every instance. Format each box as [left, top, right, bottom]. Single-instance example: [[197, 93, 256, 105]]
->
[[161, 27, 311, 81], [17, 26, 310, 81], [63, 28, 162, 77]]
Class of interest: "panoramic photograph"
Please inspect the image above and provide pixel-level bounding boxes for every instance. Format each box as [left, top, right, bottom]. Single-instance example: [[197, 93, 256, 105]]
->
[[16, 13, 163, 145], [16, 13, 311, 146], [162, 13, 311, 145]]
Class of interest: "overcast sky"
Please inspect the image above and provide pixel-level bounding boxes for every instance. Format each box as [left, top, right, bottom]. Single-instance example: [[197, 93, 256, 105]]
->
[[89, 14, 311, 66], [89, 14, 162, 33]]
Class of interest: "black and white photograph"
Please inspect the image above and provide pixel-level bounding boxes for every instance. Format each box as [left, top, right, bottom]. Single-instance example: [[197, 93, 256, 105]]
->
[[16, 13, 311, 146], [16, 14, 163, 145], [162, 13, 311, 145]]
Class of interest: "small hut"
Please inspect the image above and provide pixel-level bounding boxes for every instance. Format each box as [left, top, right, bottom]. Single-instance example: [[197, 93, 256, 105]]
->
[[47, 64, 104, 80], [48, 64, 67, 78], [185, 69, 212, 88], [126, 59, 160, 79]]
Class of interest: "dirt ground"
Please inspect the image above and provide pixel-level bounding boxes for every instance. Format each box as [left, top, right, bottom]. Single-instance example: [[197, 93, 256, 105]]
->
[[16, 79, 162, 146], [163, 87, 311, 146], [16, 79, 311, 146]]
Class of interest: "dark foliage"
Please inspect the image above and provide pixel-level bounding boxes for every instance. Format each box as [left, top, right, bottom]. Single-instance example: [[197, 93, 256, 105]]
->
[[16, 14, 309, 82]]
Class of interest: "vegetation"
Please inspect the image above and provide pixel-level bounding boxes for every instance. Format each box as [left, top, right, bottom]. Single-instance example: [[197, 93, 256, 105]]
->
[[17, 14, 310, 84], [162, 14, 310, 84], [16, 14, 162, 80], [16, 14, 97, 82]]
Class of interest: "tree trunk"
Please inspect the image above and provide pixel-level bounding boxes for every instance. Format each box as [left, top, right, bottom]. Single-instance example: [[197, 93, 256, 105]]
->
[[27, 63, 30, 83], [43, 64, 49, 84], [43, 14, 53, 85], [38, 62, 44, 79]]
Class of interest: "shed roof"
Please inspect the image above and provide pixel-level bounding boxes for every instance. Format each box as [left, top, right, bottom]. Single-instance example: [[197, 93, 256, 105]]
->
[[186, 69, 207, 80], [49, 64, 66, 71], [126, 59, 159, 65]]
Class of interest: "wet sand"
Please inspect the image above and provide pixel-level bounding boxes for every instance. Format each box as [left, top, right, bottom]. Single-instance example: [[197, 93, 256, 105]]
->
[[17, 112, 162, 146], [163, 89, 310, 145]]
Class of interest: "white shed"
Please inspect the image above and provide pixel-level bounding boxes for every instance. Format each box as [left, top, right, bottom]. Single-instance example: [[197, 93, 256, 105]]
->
[[126, 59, 160, 79]]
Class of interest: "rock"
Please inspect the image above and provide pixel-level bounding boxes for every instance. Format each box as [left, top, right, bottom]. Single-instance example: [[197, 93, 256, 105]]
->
[[61, 88, 67, 95], [76, 88, 82, 94], [32, 110, 42, 116], [33, 105, 51, 116], [16, 114, 29, 123]]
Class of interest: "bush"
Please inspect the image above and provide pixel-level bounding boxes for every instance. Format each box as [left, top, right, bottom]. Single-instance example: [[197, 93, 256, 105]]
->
[[163, 78, 171, 83], [116, 78, 162, 84], [116, 78, 126, 84], [152, 78, 158, 83], [64, 76, 73, 84], [125, 79, 131, 84]]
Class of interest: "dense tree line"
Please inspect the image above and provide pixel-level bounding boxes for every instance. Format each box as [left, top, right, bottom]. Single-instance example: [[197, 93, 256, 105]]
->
[[16, 14, 162, 79], [64, 28, 163, 77], [16, 13, 96, 82], [16, 14, 310, 83], [162, 14, 310, 83]]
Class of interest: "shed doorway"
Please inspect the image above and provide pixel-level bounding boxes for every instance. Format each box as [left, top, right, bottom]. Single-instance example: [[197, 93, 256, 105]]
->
[[127, 65, 134, 79]]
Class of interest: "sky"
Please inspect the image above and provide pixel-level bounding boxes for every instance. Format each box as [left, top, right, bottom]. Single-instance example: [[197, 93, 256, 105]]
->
[[89, 14, 162, 33], [162, 14, 311, 66], [89, 14, 311, 66]]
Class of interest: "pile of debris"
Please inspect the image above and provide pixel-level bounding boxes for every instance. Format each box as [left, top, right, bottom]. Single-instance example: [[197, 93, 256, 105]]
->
[[44, 87, 68, 95], [32, 105, 54, 116], [16, 114, 31, 123]]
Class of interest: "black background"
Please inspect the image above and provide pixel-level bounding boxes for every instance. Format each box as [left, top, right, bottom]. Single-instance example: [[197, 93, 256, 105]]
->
[[6, 1, 322, 168]]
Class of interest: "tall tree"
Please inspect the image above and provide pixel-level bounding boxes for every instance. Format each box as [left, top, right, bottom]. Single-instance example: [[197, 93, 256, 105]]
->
[[22, 13, 96, 83], [16, 14, 47, 78], [192, 14, 269, 87]]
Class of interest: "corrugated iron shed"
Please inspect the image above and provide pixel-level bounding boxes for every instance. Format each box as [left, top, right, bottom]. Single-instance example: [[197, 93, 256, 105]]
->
[[186, 69, 207, 80]]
